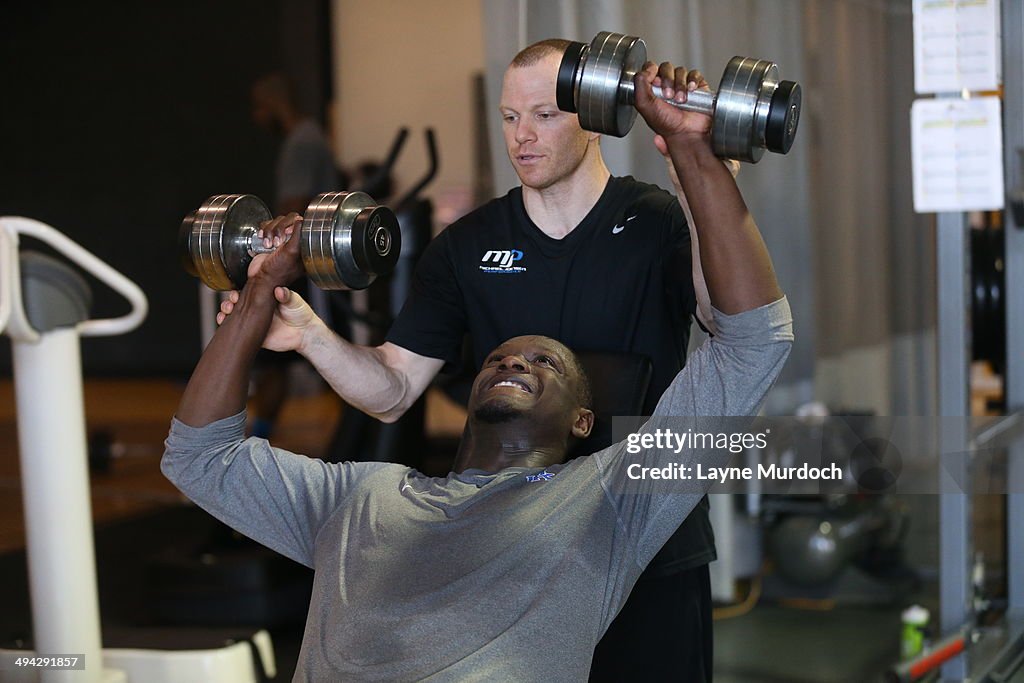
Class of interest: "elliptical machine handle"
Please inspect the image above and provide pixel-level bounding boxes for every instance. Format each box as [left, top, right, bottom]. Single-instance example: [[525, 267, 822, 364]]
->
[[396, 128, 439, 211]]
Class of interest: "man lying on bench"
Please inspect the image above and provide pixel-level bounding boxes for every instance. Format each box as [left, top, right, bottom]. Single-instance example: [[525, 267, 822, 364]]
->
[[162, 60, 793, 682]]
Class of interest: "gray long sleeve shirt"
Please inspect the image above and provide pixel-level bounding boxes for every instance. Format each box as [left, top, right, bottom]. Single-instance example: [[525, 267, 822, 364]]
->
[[162, 298, 793, 682]]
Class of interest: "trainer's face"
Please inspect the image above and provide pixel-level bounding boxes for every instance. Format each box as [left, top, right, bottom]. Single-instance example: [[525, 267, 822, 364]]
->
[[499, 55, 595, 190], [468, 336, 583, 432]]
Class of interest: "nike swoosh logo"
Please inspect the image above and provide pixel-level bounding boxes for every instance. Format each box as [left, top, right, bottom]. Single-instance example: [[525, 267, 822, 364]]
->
[[612, 215, 637, 234]]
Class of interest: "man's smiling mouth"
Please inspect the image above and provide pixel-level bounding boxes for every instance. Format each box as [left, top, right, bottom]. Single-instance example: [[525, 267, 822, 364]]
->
[[491, 378, 533, 393]]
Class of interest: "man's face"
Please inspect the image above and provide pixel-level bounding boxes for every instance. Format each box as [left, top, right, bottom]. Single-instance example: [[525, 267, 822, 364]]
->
[[250, 88, 276, 131], [499, 54, 596, 190], [468, 336, 584, 432]]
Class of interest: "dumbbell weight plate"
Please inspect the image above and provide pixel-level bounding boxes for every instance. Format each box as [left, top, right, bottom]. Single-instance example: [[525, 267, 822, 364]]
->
[[556, 41, 587, 115], [180, 194, 273, 290], [576, 31, 646, 138], [766, 79, 802, 155], [713, 57, 776, 163], [301, 191, 401, 290], [179, 210, 199, 278]]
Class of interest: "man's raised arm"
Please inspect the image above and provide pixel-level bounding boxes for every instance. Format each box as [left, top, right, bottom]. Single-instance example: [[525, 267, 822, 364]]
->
[[634, 62, 783, 314], [592, 65, 793, 578], [166, 226, 388, 567], [176, 221, 306, 427]]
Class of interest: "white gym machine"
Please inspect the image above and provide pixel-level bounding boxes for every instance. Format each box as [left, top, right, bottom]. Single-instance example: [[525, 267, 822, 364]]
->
[[0, 217, 276, 682]]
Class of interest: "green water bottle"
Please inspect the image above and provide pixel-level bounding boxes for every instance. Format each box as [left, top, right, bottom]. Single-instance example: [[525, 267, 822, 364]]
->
[[901, 605, 929, 660]]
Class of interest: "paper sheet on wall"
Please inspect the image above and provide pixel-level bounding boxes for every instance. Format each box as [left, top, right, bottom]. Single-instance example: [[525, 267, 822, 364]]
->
[[913, 0, 1000, 94], [911, 97, 1004, 213]]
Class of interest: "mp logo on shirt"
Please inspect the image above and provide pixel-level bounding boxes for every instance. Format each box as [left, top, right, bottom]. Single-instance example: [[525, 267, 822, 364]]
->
[[479, 249, 526, 274]]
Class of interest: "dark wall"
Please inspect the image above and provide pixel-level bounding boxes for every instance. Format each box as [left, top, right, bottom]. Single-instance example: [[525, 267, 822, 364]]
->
[[1, 1, 330, 377]]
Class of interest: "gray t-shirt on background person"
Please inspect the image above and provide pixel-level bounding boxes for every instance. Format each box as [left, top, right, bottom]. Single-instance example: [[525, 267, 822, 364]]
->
[[275, 118, 338, 321], [276, 119, 338, 207], [162, 298, 793, 682]]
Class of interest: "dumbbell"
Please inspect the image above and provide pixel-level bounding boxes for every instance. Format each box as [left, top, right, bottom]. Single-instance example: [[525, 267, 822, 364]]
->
[[556, 31, 802, 163], [179, 191, 400, 291]]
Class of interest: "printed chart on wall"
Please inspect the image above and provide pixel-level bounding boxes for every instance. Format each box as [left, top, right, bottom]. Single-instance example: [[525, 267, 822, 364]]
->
[[912, 0, 1000, 95], [911, 96, 1004, 213]]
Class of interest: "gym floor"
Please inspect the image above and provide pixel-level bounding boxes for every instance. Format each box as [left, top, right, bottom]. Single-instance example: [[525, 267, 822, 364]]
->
[[0, 378, 956, 682]]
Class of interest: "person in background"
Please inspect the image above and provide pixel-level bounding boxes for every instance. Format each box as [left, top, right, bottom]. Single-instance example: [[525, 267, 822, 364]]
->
[[247, 71, 339, 439]]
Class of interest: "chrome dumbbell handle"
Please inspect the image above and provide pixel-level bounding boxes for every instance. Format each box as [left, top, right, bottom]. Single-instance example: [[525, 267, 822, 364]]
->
[[243, 229, 289, 257], [622, 81, 717, 117]]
